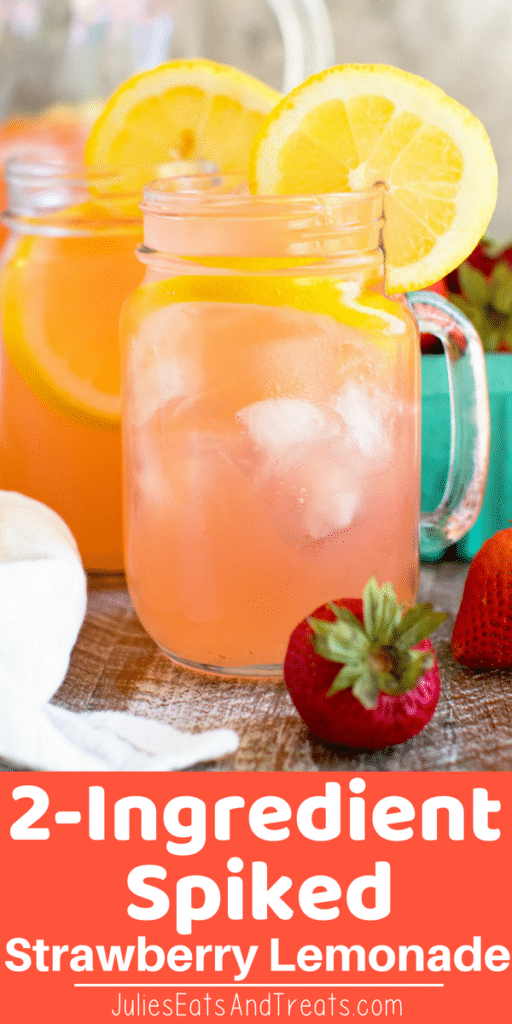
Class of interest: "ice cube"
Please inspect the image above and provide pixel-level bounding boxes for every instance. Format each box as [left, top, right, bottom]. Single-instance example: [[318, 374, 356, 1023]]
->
[[228, 180, 250, 195], [300, 470, 359, 540], [236, 398, 326, 461], [333, 384, 390, 462], [233, 398, 363, 545], [126, 304, 200, 426], [247, 437, 359, 547]]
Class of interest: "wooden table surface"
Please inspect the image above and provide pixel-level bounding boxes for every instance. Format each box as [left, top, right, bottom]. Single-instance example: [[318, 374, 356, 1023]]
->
[[2, 561, 510, 773], [17, 560, 504, 773]]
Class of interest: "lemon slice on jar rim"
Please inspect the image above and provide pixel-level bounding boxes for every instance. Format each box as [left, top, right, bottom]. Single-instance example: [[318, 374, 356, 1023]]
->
[[248, 63, 498, 294]]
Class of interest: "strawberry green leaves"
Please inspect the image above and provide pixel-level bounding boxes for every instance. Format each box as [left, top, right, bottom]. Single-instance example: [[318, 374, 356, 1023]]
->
[[448, 252, 512, 352], [308, 577, 446, 709], [284, 585, 444, 749]]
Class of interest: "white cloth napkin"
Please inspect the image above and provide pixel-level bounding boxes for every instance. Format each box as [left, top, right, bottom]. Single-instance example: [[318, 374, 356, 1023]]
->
[[0, 492, 239, 771]]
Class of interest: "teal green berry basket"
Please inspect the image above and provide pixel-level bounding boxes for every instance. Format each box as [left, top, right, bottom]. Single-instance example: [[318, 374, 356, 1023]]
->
[[421, 353, 512, 560]]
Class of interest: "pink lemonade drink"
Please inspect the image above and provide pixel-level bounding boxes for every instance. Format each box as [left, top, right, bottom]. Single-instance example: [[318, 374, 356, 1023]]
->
[[121, 181, 423, 673], [122, 177, 489, 675]]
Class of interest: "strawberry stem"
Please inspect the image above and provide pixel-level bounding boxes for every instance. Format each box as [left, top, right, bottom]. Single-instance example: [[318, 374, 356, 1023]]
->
[[309, 577, 446, 709], [367, 648, 395, 675]]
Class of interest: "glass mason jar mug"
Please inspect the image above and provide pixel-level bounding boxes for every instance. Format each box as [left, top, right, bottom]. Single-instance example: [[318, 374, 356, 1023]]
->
[[121, 177, 489, 675]]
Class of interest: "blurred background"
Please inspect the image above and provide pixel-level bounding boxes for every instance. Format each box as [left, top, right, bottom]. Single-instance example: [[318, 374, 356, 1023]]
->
[[182, 0, 510, 240], [0, 0, 509, 237]]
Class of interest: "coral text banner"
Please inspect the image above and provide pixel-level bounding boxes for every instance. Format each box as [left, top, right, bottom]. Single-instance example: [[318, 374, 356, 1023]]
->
[[1, 772, 510, 1022]]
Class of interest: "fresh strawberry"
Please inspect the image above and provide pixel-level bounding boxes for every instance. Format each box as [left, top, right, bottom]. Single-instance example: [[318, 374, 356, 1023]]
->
[[284, 578, 447, 749], [445, 236, 512, 352], [426, 279, 449, 298], [452, 528, 512, 669], [445, 238, 496, 293], [498, 245, 512, 270], [467, 239, 497, 277]]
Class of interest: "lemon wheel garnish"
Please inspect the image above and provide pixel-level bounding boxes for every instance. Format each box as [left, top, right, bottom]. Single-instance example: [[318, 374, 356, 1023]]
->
[[0, 230, 143, 428], [123, 272, 412, 345], [248, 64, 498, 294], [85, 59, 281, 176]]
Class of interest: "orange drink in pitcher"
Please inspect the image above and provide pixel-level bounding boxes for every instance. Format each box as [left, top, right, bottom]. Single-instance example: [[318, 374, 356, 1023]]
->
[[0, 158, 144, 572], [0, 63, 281, 572]]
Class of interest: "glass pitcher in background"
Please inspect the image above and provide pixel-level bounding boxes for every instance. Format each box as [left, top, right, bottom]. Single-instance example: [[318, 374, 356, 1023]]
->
[[0, 0, 334, 241], [0, 0, 334, 116], [0, 155, 214, 573]]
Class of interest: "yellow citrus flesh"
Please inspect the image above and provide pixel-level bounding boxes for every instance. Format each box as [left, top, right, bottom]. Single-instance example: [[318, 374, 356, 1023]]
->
[[123, 272, 411, 354], [248, 64, 498, 293], [122, 273, 414, 429], [0, 222, 143, 427], [85, 59, 281, 176]]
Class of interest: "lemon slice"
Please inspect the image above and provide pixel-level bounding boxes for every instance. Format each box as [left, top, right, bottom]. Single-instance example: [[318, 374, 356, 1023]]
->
[[124, 271, 411, 338], [122, 273, 414, 428], [249, 64, 498, 293], [85, 59, 281, 177], [0, 226, 143, 427]]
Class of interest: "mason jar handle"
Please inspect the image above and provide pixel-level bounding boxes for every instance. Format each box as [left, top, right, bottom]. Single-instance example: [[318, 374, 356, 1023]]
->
[[407, 290, 490, 558]]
